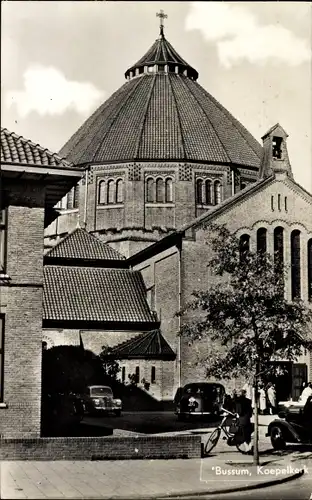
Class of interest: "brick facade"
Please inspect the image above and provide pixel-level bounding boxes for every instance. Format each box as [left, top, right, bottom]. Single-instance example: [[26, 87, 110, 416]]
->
[[0, 194, 45, 438], [0, 434, 201, 460], [44, 162, 258, 257]]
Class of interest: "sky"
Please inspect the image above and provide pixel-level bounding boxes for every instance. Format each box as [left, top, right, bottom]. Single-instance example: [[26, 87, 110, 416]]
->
[[1, 1, 312, 191]]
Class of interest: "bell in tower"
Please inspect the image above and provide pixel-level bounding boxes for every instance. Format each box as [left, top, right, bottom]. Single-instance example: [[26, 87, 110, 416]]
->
[[259, 123, 293, 179]]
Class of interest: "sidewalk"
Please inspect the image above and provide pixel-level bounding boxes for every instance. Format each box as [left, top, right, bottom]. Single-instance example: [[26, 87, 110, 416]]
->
[[0, 454, 305, 499]]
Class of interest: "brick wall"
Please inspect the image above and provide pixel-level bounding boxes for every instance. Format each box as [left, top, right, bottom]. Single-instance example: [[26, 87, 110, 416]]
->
[[0, 434, 201, 460], [0, 196, 45, 438]]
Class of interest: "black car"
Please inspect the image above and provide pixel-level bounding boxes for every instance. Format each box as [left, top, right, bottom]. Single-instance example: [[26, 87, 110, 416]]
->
[[175, 382, 225, 420], [266, 396, 312, 449]]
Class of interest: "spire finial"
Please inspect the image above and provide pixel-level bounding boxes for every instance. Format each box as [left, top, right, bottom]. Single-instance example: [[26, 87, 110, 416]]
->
[[156, 9, 167, 37]]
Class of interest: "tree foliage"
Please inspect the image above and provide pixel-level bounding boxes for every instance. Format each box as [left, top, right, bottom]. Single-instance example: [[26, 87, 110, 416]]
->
[[181, 224, 312, 383], [42, 345, 105, 396], [99, 344, 121, 380]]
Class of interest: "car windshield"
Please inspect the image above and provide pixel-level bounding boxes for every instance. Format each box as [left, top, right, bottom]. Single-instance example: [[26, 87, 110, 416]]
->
[[183, 384, 223, 396], [90, 387, 113, 397]]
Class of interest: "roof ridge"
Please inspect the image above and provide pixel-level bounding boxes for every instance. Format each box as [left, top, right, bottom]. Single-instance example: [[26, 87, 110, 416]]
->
[[134, 74, 157, 159], [199, 89, 262, 160], [180, 77, 231, 163], [167, 74, 187, 160], [91, 77, 144, 162]]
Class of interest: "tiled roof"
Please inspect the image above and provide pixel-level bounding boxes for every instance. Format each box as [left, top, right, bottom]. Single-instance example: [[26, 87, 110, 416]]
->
[[60, 73, 262, 168], [105, 330, 176, 360], [43, 266, 156, 324], [1, 127, 73, 169], [45, 228, 125, 262], [125, 34, 198, 80]]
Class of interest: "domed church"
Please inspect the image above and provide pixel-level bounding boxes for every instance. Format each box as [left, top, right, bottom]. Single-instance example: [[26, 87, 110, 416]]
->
[[45, 14, 263, 257], [42, 13, 311, 404]]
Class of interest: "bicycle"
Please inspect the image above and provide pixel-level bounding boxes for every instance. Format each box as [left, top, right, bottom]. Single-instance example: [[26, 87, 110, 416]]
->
[[204, 407, 254, 456]]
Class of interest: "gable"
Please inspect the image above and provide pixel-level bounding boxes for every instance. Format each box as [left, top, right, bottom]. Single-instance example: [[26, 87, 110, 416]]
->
[[192, 175, 312, 238]]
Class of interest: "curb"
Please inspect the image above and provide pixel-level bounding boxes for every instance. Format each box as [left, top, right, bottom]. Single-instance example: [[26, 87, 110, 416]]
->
[[99, 468, 304, 499]]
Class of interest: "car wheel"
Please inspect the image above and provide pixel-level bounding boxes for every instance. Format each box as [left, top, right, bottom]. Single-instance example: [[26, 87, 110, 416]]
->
[[270, 426, 286, 450]]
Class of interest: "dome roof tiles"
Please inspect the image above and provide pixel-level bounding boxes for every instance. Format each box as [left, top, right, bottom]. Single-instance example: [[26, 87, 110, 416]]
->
[[59, 36, 262, 170]]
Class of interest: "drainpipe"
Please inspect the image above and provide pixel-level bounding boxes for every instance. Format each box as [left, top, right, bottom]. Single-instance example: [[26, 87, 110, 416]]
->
[[177, 239, 182, 389], [231, 168, 235, 197], [83, 167, 89, 229]]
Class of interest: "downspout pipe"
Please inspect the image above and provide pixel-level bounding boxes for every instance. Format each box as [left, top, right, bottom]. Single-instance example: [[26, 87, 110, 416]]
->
[[177, 239, 182, 389], [231, 168, 235, 197], [83, 167, 89, 229]]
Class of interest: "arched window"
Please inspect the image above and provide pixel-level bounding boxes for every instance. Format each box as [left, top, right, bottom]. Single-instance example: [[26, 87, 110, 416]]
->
[[146, 178, 154, 203], [156, 178, 164, 203], [151, 366, 156, 384], [256, 228, 267, 253], [98, 181, 106, 205], [165, 178, 173, 203], [214, 181, 221, 205], [107, 180, 115, 204], [196, 179, 203, 204], [308, 239, 312, 301], [116, 179, 123, 204], [291, 230, 301, 300], [205, 180, 212, 204], [274, 227, 284, 267], [239, 234, 250, 262]]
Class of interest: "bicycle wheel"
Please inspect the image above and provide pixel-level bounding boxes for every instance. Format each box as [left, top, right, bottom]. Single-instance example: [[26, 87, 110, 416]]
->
[[204, 428, 221, 455]]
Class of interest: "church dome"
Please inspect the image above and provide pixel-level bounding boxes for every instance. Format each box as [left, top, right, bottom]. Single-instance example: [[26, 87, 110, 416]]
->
[[59, 30, 262, 169]]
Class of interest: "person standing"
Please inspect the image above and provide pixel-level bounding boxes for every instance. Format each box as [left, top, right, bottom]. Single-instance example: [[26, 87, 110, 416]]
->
[[267, 382, 277, 414], [234, 389, 253, 445], [299, 382, 312, 404], [259, 384, 267, 415]]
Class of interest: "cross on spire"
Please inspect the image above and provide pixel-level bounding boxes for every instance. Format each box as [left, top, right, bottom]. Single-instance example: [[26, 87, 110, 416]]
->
[[156, 9, 167, 37]]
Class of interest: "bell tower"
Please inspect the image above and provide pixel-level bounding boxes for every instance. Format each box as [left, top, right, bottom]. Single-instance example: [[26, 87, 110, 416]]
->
[[259, 123, 293, 179]]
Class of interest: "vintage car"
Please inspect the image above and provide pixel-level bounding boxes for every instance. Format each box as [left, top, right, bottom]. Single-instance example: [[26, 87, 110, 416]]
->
[[266, 397, 312, 449], [174, 382, 225, 420], [81, 385, 122, 417]]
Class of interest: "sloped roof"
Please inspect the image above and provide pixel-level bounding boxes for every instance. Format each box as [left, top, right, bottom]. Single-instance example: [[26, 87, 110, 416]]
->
[[43, 266, 157, 326], [106, 329, 176, 360], [45, 228, 125, 263], [1, 127, 73, 169]]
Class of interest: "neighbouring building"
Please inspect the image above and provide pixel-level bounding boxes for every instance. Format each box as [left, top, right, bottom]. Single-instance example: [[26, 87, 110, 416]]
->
[[0, 128, 83, 437]]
